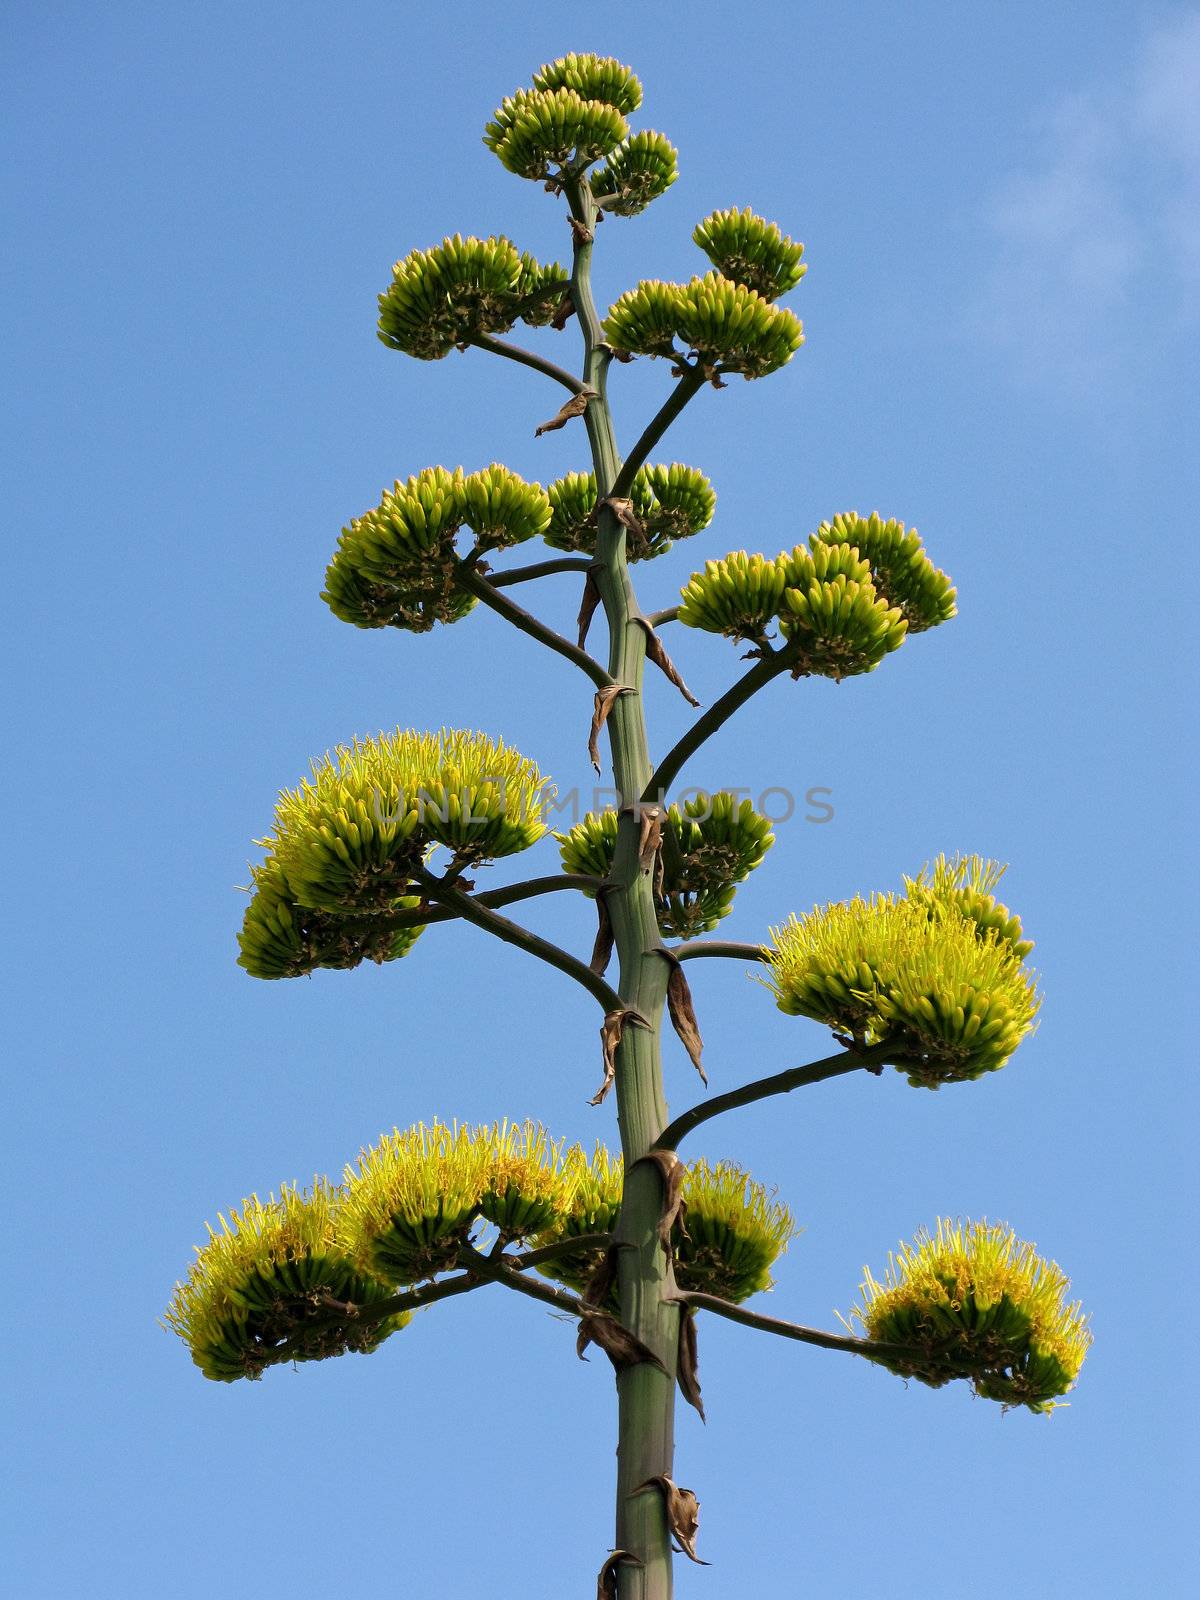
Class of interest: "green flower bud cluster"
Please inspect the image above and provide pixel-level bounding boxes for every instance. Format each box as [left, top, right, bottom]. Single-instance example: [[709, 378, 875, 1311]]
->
[[377, 235, 568, 360], [248, 728, 551, 936], [765, 856, 1041, 1086], [605, 272, 804, 378], [692, 207, 806, 300], [340, 1121, 572, 1284], [532, 1146, 794, 1306], [813, 512, 956, 632], [484, 87, 628, 180], [531, 53, 643, 113], [323, 464, 552, 633], [678, 517, 952, 677], [847, 1219, 1091, 1412], [237, 856, 424, 981], [903, 853, 1034, 960], [592, 131, 679, 215], [557, 791, 774, 936], [544, 462, 715, 560], [674, 1159, 797, 1302], [162, 1183, 409, 1382]]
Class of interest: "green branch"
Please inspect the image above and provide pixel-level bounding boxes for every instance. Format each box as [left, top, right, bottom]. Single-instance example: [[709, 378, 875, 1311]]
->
[[611, 365, 707, 499], [654, 1043, 894, 1152], [458, 565, 613, 689], [677, 1290, 914, 1361], [488, 556, 594, 588], [460, 1244, 588, 1316], [645, 605, 680, 629], [417, 868, 625, 1012], [385, 873, 600, 931], [671, 939, 768, 963], [467, 331, 586, 396], [642, 648, 789, 803]]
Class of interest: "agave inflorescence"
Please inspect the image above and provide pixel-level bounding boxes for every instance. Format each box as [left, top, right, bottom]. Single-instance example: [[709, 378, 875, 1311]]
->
[[543, 462, 715, 560], [604, 272, 804, 379], [258, 727, 552, 920], [692, 208, 807, 301], [163, 1183, 406, 1382], [847, 1219, 1091, 1412], [557, 791, 774, 937], [237, 856, 424, 981], [533, 1145, 794, 1305], [765, 855, 1040, 1086], [484, 87, 629, 180], [339, 1121, 573, 1284], [323, 464, 551, 633], [677, 514, 953, 679], [675, 1160, 797, 1302], [378, 236, 568, 360], [592, 130, 679, 215]]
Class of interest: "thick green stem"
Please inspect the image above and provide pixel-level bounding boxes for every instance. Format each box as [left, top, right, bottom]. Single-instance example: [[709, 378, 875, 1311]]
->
[[566, 174, 679, 1600]]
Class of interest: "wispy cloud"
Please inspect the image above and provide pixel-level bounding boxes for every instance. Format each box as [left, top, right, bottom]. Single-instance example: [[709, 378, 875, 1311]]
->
[[976, 11, 1200, 391]]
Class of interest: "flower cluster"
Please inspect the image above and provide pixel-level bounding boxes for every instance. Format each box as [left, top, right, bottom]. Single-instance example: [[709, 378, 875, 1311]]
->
[[692, 208, 806, 300], [162, 1183, 408, 1382], [378, 235, 568, 360], [237, 728, 552, 979], [678, 514, 954, 679], [557, 791, 774, 936], [765, 855, 1040, 1086], [605, 272, 803, 379], [543, 462, 715, 561], [848, 1219, 1091, 1412], [323, 464, 551, 634]]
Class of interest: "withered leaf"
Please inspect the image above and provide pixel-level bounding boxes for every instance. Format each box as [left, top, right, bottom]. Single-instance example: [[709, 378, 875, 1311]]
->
[[637, 805, 662, 876], [666, 961, 706, 1084], [631, 1148, 687, 1252], [633, 618, 700, 707], [596, 1551, 641, 1600], [535, 390, 592, 437], [589, 892, 615, 977], [601, 496, 647, 554], [677, 1304, 705, 1421], [589, 684, 631, 774], [568, 216, 594, 245], [551, 293, 576, 331], [577, 1311, 667, 1373], [590, 1008, 648, 1106], [583, 1242, 623, 1310], [577, 567, 602, 649], [632, 1476, 709, 1565]]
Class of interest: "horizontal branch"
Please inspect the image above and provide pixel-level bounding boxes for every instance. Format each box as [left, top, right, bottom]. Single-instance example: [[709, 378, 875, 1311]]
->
[[677, 1290, 913, 1361], [460, 1244, 588, 1317], [488, 556, 594, 588], [642, 649, 787, 803], [655, 1042, 895, 1152], [385, 873, 599, 931], [645, 605, 680, 630], [506, 1232, 612, 1274], [671, 939, 768, 963], [459, 566, 613, 689], [269, 1269, 487, 1368], [467, 332, 586, 396], [611, 365, 708, 499], [417, 868, 625, 1012]]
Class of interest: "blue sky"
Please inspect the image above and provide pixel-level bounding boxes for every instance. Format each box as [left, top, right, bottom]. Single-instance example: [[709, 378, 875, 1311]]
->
[[4, 4, 1197, 1595]]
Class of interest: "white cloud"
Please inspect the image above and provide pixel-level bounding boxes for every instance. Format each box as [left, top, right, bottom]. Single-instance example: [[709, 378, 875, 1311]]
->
[[977, 11, 1200, 391]]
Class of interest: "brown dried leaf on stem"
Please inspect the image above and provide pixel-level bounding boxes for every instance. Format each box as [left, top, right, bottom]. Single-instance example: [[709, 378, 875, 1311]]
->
[[589, 891, 615, 977], [583, 1242, 624, 1309], [550, 293, 576, 330], [589, 684, 632, 773], [634, 617, 700, 707], [677, 1304, 705, 1420], [632, 1477, 710, 1565], [577, 567, 602, 648], [591, 1008, 647, 1105], [601, 496, 646, 556], [577, 1310, 668, 1372], [630, 1148, 688, 1251], [535, 390, 594, 437], [665, 959, 706, 1084], [636, 805, 662, 876], [596, 1552, 642, 1600]]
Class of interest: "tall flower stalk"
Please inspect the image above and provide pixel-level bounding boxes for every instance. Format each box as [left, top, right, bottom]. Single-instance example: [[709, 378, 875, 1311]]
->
[[165, 53, 1089, 1599]]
